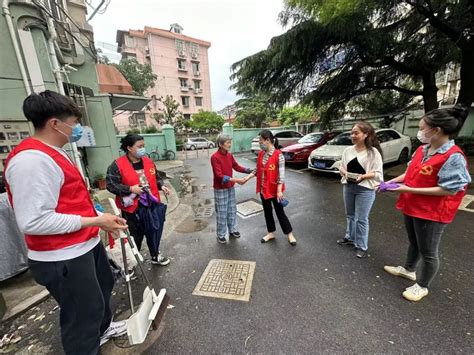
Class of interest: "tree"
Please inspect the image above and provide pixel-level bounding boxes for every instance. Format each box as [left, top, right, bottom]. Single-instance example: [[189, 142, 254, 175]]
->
[[96, 48, 110, 64], [234, 95, 278, 128], [114, 58, 157, 96], [278, 105, 315, 125], [153, 95, 181, 125], [232, 1, 473, 128], [190, 111, 225, 132]]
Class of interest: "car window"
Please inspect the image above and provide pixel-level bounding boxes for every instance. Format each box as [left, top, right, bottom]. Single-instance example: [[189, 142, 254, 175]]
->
[[386, 130, 401, 140], [327, 133, 352, 145], [377, 131, 394, 143], [290, 131, 302, 138], [299, 134, 323, 144], [275, 131, 292, 138]]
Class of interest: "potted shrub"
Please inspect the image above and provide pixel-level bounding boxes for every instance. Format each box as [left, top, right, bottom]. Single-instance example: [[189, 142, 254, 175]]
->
[[94, 172, 106, 190]]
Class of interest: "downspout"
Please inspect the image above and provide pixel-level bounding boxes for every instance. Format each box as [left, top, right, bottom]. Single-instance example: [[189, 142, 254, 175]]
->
[[2, 0, 31, 95], [44, 13, 85, 179]]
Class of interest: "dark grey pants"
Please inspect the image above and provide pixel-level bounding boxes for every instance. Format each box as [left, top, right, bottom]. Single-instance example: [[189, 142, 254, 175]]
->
[[404, 215, 447, 288], [28, 242, 114, 355]]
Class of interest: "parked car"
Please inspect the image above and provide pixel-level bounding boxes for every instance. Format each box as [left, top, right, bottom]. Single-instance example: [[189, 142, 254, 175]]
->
[[281, 131, 341, 163], [185, 137, 215, 150], [308, 129, 411, 173], [251, 130, 303, 155]]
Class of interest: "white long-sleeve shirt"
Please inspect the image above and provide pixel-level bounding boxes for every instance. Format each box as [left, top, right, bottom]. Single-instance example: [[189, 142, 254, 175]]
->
[[5, 145, 99, 261], [341, 146, 383, 190]]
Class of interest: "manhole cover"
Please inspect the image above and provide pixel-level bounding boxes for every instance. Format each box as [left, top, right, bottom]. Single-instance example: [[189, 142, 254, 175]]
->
[[195, 206, 214, 218], [192, 259, 256, 302], [236, 199, 263, 218]]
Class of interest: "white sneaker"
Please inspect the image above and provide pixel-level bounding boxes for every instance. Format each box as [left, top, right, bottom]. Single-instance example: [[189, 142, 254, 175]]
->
[[384, 265, 416, 281], [100, 320, 127, 346], [402, 283, 429, 302]]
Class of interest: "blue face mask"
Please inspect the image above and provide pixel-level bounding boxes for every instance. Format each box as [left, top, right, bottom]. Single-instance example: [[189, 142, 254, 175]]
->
[[136, 147, 147, 158], [56, 121, 83, 143], [69, 123, 83, 143], [259, 143, 267, 151]]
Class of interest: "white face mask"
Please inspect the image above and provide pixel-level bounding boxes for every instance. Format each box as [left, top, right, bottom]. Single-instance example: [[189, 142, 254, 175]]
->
[[416, 129, 434, 144]]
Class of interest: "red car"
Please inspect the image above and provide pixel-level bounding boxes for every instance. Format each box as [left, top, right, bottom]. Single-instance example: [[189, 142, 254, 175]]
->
[[281, 131, 340, 163]]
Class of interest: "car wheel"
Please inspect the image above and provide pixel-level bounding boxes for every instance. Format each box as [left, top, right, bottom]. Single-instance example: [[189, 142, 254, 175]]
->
[[208, 143, 215, 148], [398, 148, 409, 164], [190, 145, 196, 150]]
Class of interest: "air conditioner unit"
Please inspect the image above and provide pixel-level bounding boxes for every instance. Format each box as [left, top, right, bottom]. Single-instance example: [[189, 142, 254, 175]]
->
[[194, 71, 200, 76], [181, 87, 189, 92], [194, 88, 202, 94], [178, 50, 186, 57]]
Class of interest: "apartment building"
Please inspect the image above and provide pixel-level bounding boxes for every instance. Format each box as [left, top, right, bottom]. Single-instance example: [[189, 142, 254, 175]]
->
[[116, 24, 212, 130]]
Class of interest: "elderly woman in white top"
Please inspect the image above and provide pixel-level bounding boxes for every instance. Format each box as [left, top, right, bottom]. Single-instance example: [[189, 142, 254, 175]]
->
[[337, 122, 383, 258]]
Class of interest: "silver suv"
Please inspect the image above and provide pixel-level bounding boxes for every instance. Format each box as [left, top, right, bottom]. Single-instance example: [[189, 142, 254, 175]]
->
[[185, 137, 215, 150], [251, 130, 303, 155]]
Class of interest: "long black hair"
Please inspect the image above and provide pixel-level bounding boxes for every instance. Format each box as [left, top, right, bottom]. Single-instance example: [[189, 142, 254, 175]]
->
[[259, 129, 280, 149], [423, 104, 468, 138], [120, 134, 144, 152]]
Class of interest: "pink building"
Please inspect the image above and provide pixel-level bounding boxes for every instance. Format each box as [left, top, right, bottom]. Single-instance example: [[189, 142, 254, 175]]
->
[[115, 24, 212, 131]]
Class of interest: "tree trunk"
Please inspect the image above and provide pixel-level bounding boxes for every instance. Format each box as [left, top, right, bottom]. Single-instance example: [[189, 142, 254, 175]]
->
[[422, 71, 439, 112], [456, 47, 474, 126]]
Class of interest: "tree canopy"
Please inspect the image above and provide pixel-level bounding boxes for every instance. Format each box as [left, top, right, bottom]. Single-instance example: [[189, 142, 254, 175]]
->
[[114, 58, 157, 96], [278, 105, 315, 125], [233, 95, 278, 128], [232, 0, 473, 127], [190, 111, 224, 132]]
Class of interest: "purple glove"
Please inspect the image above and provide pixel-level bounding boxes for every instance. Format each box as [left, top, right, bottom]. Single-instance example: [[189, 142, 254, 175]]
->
[[379, 181, 401, 192]]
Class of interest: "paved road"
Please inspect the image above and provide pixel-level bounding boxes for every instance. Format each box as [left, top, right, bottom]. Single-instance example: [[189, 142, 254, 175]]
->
[[148, 153, 474, 353], [2, 152, 471, 353]]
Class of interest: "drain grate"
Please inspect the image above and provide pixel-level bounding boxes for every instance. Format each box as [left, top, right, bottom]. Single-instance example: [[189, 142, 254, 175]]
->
[[195, 206, 214, 218], [236, 199, 263, 218], [192, 259, 256, 302]]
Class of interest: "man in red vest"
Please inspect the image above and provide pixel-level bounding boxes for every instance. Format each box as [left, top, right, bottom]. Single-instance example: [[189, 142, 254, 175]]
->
[[4, 91, 128, 354]]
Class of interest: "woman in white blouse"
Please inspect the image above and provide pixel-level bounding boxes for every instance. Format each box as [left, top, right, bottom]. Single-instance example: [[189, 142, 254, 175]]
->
[[337, 122, 383, 258]]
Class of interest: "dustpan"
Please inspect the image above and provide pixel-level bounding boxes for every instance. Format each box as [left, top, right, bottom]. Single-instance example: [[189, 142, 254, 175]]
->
[[108, 198, 168, 345]]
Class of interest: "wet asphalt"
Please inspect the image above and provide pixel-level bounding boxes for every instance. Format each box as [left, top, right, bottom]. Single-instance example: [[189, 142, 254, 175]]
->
[[147, 153, 474, 353]]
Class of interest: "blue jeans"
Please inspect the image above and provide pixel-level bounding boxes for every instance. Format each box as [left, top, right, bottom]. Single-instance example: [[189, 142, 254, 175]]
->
[[343, 184, 376, 251]]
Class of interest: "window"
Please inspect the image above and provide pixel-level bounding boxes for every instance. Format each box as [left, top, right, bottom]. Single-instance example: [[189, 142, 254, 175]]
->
[[0, 146, 9, 154], [195, 97, 203, 106], [0, 132, 5, 140], [289, 131, 303, 138], [327, 133, 352, 146], [386, 130, 401, 140], [376, 131, 394, 143], [194, 80, 201, 89], [179, 78, 188, 87], [275, 131, 292, 139], [7, 132, 19, 140], [181, 96, 190, 107], [184, 114, 191, 120], [124, 35, 136, 48], [299, 134, 323, 144], [192, 62, 200, 73], [178, 59, 186, 70], [20, 132, 30, 139]]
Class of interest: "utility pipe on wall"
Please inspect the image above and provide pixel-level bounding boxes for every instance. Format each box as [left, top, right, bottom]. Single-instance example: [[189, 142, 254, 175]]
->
[[2, 0, 31, 95]]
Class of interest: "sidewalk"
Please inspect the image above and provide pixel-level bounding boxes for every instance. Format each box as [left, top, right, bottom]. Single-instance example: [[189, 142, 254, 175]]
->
[[0, 160, 183, 324]]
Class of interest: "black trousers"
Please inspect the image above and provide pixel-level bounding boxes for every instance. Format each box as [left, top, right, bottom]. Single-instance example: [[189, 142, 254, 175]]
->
[[404, 214, 447, 288], [260, 194, 293, 235], [122, 207, 160, 257], [28, 242, 114, 355]]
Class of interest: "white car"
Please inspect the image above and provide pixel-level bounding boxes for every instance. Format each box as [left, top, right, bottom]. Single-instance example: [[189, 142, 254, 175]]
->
[[308, 129, 412, 173], [185, 137, 215, 150], [251, 130, 303, 155]]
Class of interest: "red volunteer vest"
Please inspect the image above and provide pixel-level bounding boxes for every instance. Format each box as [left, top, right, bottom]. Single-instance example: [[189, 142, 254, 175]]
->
[[256, 150, 286, 199], [396, 144, 467, 223], [115, 155, 160, 213], [4, 138, 99, 251]]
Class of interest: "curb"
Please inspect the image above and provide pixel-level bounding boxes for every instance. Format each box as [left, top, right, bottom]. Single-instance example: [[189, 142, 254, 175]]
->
[[1, 289, 50, 322]]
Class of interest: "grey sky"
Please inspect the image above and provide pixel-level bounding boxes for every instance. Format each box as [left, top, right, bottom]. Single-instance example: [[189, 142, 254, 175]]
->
[[89, 0, 285, 111]]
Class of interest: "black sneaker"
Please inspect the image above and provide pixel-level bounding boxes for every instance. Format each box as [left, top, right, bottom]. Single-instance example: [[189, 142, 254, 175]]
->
[[217, 236, 227, 244], [229, 232, 241, 238], [337, 238, 354, 246], [151, 255, 171, 266], [356, 249, 368, 258]]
